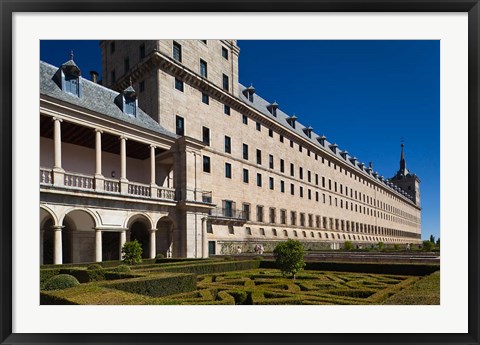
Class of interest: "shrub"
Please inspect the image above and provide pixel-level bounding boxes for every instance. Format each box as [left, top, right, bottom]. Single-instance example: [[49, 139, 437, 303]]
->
[[156, 253, 165, 260], [107, 273, 197, 297], [122, 240, 143, 265], [422, 240, 434, 252], [40, 268, 61, 289], [343, 241, 353, 251], [377, 242, 385, 251], [43, 274, 80, 291], [273, 240, 306, 280], [87, 263, 103, 270], [112, 264, 131, 273]]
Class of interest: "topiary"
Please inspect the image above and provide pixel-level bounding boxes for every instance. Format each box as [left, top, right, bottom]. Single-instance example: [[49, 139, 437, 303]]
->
[[122, 240, 143, 265], [156, 253, 165, 260], [273, 240, 306, 280], [43, 274, 80, 291], [87, 263, 103, 270], [112, 264, 131, 273]]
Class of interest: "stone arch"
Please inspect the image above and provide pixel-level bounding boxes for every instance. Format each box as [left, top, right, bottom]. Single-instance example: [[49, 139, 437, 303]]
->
[[40, 206, 58, 265], [127, 213, 152, 259], [156, 216, 175, 258], [62, 208, 98, 264]]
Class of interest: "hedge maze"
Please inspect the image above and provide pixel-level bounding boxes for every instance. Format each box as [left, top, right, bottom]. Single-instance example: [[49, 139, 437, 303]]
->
[[40, 259, 440, 305]]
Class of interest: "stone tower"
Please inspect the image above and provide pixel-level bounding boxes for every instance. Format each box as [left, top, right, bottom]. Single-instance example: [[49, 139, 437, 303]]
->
[[390, 144, 421, 207]]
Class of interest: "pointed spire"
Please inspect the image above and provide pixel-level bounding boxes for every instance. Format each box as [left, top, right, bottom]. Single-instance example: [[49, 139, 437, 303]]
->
[[70, 50, 74, 61], [400, 143, 406, 173]]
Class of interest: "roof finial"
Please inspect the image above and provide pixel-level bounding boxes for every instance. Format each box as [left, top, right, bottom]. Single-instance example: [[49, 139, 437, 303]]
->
[[70, 50, 74, 60]]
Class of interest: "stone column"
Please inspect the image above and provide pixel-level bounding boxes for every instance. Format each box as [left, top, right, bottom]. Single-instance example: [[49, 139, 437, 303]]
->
[[119, 230, 127, 259], [119, 136, 128, 194], [52, 117, 64, 186], [94, 129, 104, 191], [149, 229, 157, 259], [150, 145, 157, 197], [40, 230, 44, 265], [95, 229, 102, 262], [201, 218, 208, 258], [52, 225, 64, 265]]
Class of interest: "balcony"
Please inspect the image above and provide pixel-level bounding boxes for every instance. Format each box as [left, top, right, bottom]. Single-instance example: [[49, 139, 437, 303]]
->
[[208, 207, 247, 225], [40, 168, 176, 201]]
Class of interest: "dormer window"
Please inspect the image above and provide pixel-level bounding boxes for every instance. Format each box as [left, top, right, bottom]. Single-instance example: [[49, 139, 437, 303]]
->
[[303, 126, 313, 138], [54, 52, 82, 97], [317, 135, 326, 146], [329, 143, 338, 154], [115, 83, 137, 117], [267, 101, 279, 117], [287, 115, 297, 129], [243, 84, 255, 102]]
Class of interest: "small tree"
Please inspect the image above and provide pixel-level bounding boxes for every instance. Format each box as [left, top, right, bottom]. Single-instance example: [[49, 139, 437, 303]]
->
[[273, 240, 306, 280], [343, 241, 353, 251], [429, 234, 436, 244], [422, 240, 434, 252], [122, 240, 143, 265]]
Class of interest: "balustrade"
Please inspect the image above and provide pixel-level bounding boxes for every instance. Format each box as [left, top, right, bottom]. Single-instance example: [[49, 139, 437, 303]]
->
[[40, 168, 53, 184], [64, 172, 94, 189]]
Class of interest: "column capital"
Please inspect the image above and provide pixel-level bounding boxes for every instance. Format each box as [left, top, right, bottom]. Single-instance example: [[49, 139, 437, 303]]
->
[[52, 117, 63, 123], [119, 136, 128, 141], [149, 228, 158, 232], [51, 225, 65, 231], [149, 144, 157, 149], [95, 128, 104, 134]]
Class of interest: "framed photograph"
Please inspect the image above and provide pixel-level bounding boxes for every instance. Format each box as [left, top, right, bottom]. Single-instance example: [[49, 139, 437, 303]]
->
[[1, 1, 479, 344]]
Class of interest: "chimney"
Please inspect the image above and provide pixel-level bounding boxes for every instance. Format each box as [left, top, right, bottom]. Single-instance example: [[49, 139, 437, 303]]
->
[[90, 70, 99, 83]]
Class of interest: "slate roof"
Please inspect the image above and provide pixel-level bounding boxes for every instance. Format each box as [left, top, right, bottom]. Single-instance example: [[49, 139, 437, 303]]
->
[[237, 84, 415, 203], [40, 61, 177, 139]]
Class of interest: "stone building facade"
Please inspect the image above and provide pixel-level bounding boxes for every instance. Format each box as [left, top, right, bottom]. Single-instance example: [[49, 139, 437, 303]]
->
[[40, 40, 422, 264], [99, 40, 422, 256]]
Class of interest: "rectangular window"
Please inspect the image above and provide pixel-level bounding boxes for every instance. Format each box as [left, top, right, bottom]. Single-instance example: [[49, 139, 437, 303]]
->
[[329, 179, 332, 190], [243, 169, 249, 183], [243, 144, 249, 160], [124, 57, 129, 74], [225, 163, 232, 178], [176, 115, 184, 136], [256, 149, 262, 165], [280, 180, 285, 193], [308, 214, 313, 228], [222, 46, 229, 59], [200, 59, 208, 78], [175, 78, 184, 92], [269, 177, 274, 190], [290, 163, 294, 177], [139, 44, 145, 59], [256, 122, 261, 131], [203, 156, 211, 173], [243, 203, 250, 221], [257, 205, 264, 222], [173, 41, 182, 62], [224, 136, 231, 154], [308, 171, 311, 183], [224, 201, 233, 218], [202, 93, 209, 104], [290, 140, 294, 148], [202, 126, 210, 145], [269, 208, 276, 224], [280, 209, 286, 224], [268, 128, 273, 137], [291, 211, 297, 226], [299, 145, 303, 152], [299, 167, 304, 180], [335, 182, 337, 192], [257, 173, 262, 187], [224, 105, 230, 115], [322, 177, 326, 188], [242, 114, 248, 124], [300, 186, 304, 198], [300, 213, 305, 227], [308, 189, 312, 200], [315, 174, 319, 185], [307, 149, 311, 157], [269, 155, 274, 169], [280, 159, 285, 173], [316, 191, 319, 202], [280, 135, 284, 143], [222, 74, 229, 91], [290, 183, 295, 195]]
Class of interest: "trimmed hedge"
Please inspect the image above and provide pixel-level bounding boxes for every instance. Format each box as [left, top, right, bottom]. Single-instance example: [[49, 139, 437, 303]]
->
[[43, 274, 80, 291], [159, 260, 261, 275], [106, 273, 197, 297], [40, 268, 61, 289], [40, 292, 79, 305], [104, 272, 141, 280], [40, 259, 156, 270], [260, 260, 439, 276]]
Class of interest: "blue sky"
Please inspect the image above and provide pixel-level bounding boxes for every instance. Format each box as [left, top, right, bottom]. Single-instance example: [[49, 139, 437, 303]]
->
[[40, 40, 440, 241]]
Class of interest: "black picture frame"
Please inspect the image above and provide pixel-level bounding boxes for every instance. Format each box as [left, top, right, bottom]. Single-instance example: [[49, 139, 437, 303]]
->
[[1, 1, 479, 344]]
